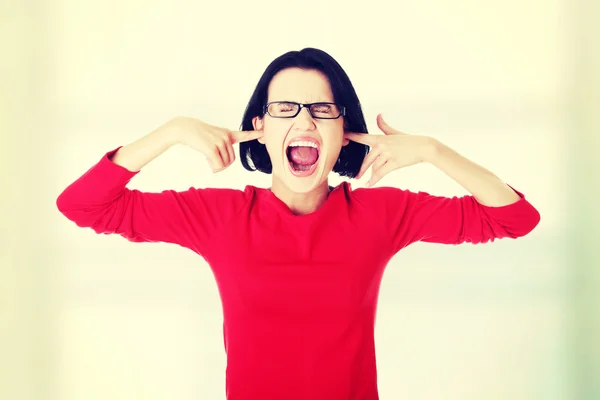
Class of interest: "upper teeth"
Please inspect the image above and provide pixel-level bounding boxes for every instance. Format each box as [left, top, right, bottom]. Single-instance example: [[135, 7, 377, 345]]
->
[[288, 141, 318, 148]]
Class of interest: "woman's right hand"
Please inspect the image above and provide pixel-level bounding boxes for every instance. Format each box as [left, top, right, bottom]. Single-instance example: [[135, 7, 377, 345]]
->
[[170, 116, 263, 172]]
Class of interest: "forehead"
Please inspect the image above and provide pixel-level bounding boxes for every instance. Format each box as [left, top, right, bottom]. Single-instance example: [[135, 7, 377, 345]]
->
[[267, 68, 334, 102]]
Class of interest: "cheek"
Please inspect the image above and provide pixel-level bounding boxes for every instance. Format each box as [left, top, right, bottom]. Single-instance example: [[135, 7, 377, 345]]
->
[[319, 124, 345, 152], [261, 125, 287, 157], [322, 140, 344, 165], [262, 119, 291, 142]]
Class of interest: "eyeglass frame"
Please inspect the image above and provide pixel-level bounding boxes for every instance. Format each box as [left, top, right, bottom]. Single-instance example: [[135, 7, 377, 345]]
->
[[263, 101, 346, 120]]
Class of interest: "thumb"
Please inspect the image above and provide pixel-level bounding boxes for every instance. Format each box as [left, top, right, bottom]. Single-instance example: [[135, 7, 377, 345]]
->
[[376, 114, 401, 135]]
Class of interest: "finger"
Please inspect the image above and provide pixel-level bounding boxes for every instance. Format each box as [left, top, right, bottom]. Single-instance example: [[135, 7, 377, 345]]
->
[[216, 141, 230, 166], [361, 154, 387, 181], [356, 149, 380, 180], [367, 161, 395, 187], [376, 114, 404, 136], [218, 135, 234, 166], [372, 154, 387, 171], [231, 130, 264, 144], [206, 147, 226, 172], [344, 132, 376, 146], [226, 142, 236, 166]]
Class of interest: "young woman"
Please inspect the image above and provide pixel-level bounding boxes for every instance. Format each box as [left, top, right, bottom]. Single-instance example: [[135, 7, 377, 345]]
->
[[56, 48, 541, 400]]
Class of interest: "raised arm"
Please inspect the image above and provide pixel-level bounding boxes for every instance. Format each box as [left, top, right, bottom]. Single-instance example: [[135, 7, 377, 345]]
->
[[56, 117, 262, 254], [346, 114, 540, 252]]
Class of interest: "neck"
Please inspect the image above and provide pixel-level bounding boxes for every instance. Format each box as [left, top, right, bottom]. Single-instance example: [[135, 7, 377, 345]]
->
[[269, 178, 332, 216]]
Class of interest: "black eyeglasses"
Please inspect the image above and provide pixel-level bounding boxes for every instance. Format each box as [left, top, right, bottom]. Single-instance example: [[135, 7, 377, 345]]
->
[[263, 101, 346, 120]]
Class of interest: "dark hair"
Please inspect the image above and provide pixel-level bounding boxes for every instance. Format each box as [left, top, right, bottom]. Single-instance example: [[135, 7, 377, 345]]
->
[[239, 48, 369, 178]]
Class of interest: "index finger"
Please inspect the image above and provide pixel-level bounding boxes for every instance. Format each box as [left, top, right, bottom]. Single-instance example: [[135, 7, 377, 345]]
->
[[344, 132, 375, 146], [231, 130, 264, 144]]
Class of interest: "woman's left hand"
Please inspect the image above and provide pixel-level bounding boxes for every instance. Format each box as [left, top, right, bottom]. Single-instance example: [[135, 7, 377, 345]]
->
[[344, 114, 437, 187]]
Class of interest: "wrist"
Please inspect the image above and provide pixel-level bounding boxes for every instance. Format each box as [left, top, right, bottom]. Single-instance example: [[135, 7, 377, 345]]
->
[[420, 136, 443, 164], [160, 117, 189, 146]]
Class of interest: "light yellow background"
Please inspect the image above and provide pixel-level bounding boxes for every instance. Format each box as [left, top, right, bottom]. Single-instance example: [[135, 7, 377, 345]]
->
[[2, 0, 598, 399]]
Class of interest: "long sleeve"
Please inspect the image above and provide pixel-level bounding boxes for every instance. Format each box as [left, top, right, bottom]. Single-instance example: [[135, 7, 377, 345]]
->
[[354, 185, 540, 253], [56, 148, 249, 255]]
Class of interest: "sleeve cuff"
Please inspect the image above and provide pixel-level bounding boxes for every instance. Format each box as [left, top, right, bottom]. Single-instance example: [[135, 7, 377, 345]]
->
[[476, 184, 528, 210], [101, 146, 140, 176], [477, 184, 541, 235], [78, 146, 140, 190]]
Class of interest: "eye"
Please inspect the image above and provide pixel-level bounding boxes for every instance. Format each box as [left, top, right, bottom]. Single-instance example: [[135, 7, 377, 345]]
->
[[311, 103, 339, 117], [312, 104, 331, 113], [269, 102, 298, 116], [277, 103, 295, 112]]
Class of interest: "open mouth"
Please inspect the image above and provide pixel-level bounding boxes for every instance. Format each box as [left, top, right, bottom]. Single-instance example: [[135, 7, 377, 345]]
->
[[286, 139, 320, 176]]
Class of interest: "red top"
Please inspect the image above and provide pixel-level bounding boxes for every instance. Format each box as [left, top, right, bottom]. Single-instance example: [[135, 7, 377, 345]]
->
[[56, 148, 540, 400]]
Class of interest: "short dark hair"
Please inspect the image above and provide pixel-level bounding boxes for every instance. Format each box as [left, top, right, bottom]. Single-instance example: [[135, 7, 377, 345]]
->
[[239, 48, 370, 178]]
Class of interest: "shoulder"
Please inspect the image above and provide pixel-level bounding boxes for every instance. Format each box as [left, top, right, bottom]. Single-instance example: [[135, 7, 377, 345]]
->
[[345, 182, 413, 208], [343, 183, 445, 222], [172, 185, 256, 217]]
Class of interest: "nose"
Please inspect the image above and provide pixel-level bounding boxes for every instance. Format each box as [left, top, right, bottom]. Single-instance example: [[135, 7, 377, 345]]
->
[[293, 106, 316, 130]]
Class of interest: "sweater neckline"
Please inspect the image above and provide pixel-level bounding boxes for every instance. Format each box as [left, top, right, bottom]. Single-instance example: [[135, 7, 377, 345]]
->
[[252, 181, 351, 219]]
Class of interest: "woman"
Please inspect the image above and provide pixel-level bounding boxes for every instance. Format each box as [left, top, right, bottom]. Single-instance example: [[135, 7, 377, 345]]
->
[[56, 48, 540, 400]]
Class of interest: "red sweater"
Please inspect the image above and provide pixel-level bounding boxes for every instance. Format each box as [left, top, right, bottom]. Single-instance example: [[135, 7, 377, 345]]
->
[[56, 148, 540, 400]]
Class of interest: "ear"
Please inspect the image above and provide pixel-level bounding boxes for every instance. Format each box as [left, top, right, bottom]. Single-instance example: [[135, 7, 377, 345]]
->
[[252, 116, 265, 144], [342, 120, 350, 146]]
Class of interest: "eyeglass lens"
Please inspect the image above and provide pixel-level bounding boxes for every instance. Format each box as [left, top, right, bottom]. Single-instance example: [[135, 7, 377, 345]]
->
[[267, 102, 342, 119]]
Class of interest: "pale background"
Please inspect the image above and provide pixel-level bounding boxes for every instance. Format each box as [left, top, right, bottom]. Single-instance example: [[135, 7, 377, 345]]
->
[[2, 0, 599, 399]]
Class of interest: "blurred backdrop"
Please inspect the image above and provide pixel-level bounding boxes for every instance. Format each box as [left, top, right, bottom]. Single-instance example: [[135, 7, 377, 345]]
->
[[1, 0, 598, 399]]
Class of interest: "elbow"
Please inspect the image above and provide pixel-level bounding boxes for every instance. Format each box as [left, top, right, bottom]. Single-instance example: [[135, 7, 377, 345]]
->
[[480, 196, 542, 240], [501, 205, 542, 239], [56, 190, 70, 215], [56, 188, 84, 222], [517, 206, 541, 237], [55, 190, 126, 235], [55, 189, 99, 228], [56, 189, 74, 218], [471, 205, 541, 244]]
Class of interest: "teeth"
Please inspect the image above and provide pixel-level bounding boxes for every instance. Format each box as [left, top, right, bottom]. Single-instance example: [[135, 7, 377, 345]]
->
[[288, 141, 319, 148]]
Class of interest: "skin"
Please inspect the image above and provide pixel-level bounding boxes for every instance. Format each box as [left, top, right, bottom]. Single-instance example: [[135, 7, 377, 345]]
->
[[345, 115, 522, 207]]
